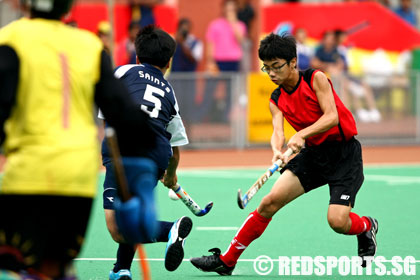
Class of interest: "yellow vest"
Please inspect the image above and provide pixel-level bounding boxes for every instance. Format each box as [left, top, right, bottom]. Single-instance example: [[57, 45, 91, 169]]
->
[[0, 18, 103, 197]]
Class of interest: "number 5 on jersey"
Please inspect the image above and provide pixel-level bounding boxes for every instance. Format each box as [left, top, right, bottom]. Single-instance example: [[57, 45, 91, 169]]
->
[[141, 84, 165, 118]]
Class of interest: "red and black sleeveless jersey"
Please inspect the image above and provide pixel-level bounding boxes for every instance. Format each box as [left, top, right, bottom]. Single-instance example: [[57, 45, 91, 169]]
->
[[270, 69, 357, 146]]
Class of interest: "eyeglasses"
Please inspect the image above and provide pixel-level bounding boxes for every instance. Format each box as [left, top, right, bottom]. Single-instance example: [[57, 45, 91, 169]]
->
[[261, 62, 288, 74]]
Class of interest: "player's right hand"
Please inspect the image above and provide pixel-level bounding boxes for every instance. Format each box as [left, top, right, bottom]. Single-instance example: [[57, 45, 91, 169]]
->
[[272, 150, 288, 168], [161, 172, 178, 189], [271, 151, 287, 167]]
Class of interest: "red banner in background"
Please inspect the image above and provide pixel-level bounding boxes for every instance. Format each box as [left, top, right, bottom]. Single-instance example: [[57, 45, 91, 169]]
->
[[67, 3, 177, 43], [263, 2, 420, 52]]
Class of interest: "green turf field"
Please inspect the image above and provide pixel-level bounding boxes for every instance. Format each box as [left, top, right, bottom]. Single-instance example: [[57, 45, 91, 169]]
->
[[73, 165, 420, 279]]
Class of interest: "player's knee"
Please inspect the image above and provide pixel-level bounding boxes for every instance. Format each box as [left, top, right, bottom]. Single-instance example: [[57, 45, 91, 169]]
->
[[106, 223, 125, 243], [104, 210, 125, 243], [109, 230, 125, 243], [259, 194, 283, 217], [327, 215, 348, 234]]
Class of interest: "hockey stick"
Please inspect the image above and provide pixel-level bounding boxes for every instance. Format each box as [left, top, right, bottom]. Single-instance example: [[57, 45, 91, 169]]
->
[[104, 127, 131, 202], [169, 184, 213, 217], [237, 148, 293, 209], [105, 127, 151, 280]]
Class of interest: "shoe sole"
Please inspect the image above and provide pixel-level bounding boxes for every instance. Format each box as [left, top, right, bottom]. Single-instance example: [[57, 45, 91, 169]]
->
[[109, 276, 131, 280], [370, 218, 379, 256], [190, 258, 234, 276], [165, 217, 193, 271]]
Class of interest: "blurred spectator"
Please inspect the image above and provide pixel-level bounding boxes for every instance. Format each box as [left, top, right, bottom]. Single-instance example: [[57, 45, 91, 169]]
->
[[295, 27, 313, 71], [97, 21, 112, 56], [312, 30, 347, 117], [335, 30, 381, 122], [237, 0, 255, 72], [130, 0, 161, 27], [170, 18, 203, 131], [237, 0, 255, 34], [378, 0, 391, 8], [393, 0, 418, 27], [115, 21, 140, 66], [206, 0, 246, 74], [199, 0, 246, 123], [311, 30, 345, 76], [172, 18, 203, 72]]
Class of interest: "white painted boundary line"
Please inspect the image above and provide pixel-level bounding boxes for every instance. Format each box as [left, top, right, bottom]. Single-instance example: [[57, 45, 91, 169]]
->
[[75, 258, 420, 263], [196, 226, 239, 231]]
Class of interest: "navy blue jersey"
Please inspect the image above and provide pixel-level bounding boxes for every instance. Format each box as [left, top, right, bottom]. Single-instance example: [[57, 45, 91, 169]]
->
[[101, 63, 188, 171]]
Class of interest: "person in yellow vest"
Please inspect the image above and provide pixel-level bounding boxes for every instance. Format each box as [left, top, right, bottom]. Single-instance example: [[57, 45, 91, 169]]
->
[[0, 0, 155, 279]]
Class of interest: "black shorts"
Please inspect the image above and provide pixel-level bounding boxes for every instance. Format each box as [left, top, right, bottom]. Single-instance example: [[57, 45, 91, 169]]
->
[[281, 137, 364, 207], [0, 195, 93, 272]]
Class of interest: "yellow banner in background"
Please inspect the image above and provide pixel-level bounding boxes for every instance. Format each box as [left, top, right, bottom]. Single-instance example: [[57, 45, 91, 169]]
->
[[247, 73, 296, 143]]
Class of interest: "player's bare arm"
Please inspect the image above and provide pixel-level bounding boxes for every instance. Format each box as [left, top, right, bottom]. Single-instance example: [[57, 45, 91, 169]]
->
[[269, 102, 286, 164], [162, 146, 180, 188], [288, 71, 339, 153], [206, 42, 218, 73]]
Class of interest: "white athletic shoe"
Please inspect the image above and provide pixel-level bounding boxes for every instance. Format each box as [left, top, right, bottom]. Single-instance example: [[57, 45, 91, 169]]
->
[[357, 109, 371, 122], [369, 109, 381, 122]]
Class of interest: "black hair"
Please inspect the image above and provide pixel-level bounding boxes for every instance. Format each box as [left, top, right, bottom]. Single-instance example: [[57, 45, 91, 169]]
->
[[135, 25, 176, 69], [177, 18, 191, 29], [322, 30, 335, 39], [129, 21, 141, 31], [258, 33, 296, 63], [334, 29, 345, 36], [26, 0, 74, 20]]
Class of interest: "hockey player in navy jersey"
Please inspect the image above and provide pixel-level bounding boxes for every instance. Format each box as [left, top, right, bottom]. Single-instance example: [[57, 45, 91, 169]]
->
[[99, 25, 191, 280]]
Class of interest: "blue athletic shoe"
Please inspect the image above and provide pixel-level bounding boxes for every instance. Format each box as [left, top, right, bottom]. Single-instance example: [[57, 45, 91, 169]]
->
[[109, 269, 132, 280], [0, 270, 21, 280], [165, 216, 193, 271]]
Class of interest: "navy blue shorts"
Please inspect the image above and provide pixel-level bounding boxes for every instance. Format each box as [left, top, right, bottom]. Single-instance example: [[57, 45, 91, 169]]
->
[[102, 161, 164, 210], [281, 137, 364, 207]]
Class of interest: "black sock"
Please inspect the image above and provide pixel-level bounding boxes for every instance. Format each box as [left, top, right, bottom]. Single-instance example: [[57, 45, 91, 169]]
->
[[113, 243, 136, 272], [155, 221, 174, 242]]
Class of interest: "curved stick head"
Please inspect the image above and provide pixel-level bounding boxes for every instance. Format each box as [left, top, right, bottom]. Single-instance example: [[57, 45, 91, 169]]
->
[[237, 189, 245, 209], [196, 201, 213, 217]]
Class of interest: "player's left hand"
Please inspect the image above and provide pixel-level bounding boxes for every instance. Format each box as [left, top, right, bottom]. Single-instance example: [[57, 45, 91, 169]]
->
[[287, 132, 305, 154]]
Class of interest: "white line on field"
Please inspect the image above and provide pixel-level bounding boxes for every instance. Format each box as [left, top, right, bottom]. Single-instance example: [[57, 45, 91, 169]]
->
[[74, 258, 420, 263], [195, 226, 239, 231], [365, 174, 420, 184]]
